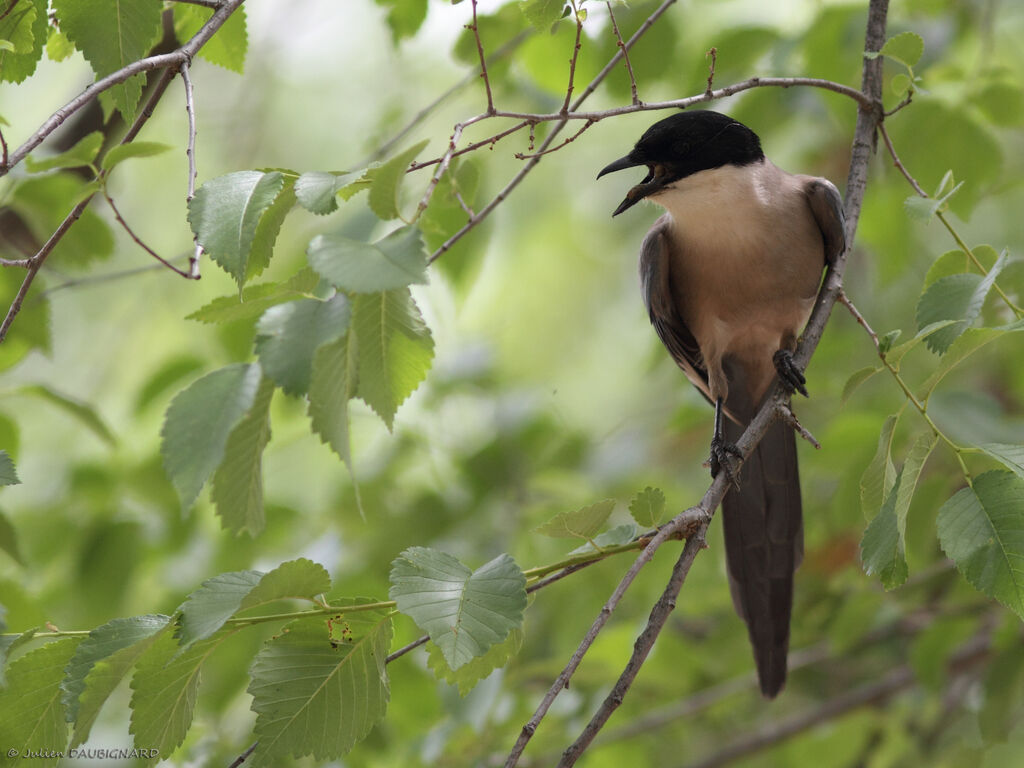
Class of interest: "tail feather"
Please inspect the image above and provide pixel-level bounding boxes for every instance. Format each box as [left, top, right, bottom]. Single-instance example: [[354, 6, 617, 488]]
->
[[721, 415, 802, 698]]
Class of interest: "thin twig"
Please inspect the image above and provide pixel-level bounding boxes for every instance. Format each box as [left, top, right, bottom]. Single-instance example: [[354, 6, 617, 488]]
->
[[180, 60, 203, 279], [386, 635, 429, 664], [838, 289, 880, 348], [0, 121, 8, 171], [0, 0, 17, 24], [561, 1, 585, 115], [779, 404, 821, 449], [606, 2, 640, 105], [103, 190, 192, 277], [884, 89, 913, 116], [407, 120, 529, 173], [226, 741, 258, 768], [469, 0, 495, 115], [0, 258, 31, 268], [705, 47, 717, 97], [877, 121, 926, 195], [1, 0, 246, 176], [36, 258, 190, 299], [515, 119, 595, 160]]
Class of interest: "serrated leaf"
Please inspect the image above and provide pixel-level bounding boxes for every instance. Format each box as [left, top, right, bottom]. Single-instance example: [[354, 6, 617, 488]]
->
[[926, 250, 972, 288], [247, 610, 391, 765], [186, 268, 320, 325], [247, 179, 296, 281], [61, 615, 170, 746], [979, 444, 1024, 482], [255, 295, 351, 396], [628, 487, 665, 528], [0, 450, 19, 486], [45, 27, 73, 61], [918, 319, 1024, 401], [519, 0, 565, 29], [17, 385, 115, 447], [308, 226, 428, 293], [885, 321, 958, 367], [0, 638, 81, 763], [0, 510, 24, 565], [0, 629, 37, 687], [841, 366, 882, 405], [880, 31, 924, 67], [160, 363, 263, 510], [308, 335, 358, 467], [366, 139, 428, 220], [25, 131, 102, 173], [129, 629, 230, 763], [427, 627, 523, 696], [535, 499, 615, 540], [172, 3, 247, 72], [937, 471, 1024, 618], [389, 548, 526, 670], [53, 0, 163, 121], [916, 250, 1007, 353], [569, 522, 641, 555], [0, 0, 46, 84], [860, 470, 908, 589], [212, 375, 274, 536], [352, 288, 434, 430], [188, 171, 286, 286], [860, 414, 898, 518], [100, 141, 172, 171], [295, 171, 359, 215], [892, 432, 938, 544], [177, 560, 332, 650]]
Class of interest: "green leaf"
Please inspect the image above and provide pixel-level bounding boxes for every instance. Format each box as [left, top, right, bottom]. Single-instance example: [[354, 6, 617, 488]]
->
[[254, 295, 351, 396], [892, 432, 939, 545], [860, 470, 908, 589], [879, 31, 924, 67], [25, 131, 102, 173], [212, 375, 274, 536], [915, 250, 1007, 353], [629, 487, 666, 528], [918, 319, 1024, 401], [366, 139, 428, 220], [0, 638, 81, 763], [519, 0, 565, 29], [295, 171, 359, 215], [53, 0, 163, 121], [177, 560, 332, 650], [132, 356, 206, 415], [374, 0, 428, 42], [979, 444, 1024, 481], [0, 0, 45, 84], [925, 249, 971, 288], [0, 510, 24, 565], [45, 27, 74, 62], [860, 414, 898, 518], [187, 171, 287, 286], [0, 450, 19, 486], [247, 610, 392, 765], [308, 335, 358, 467], [160, 363, 263, 510], [568, 522, 640, 555], [17, 385, 115, 447], [841, 365, 882, 405], [937, 471, 1024, 618], [389, 548, 527, 670], [100, 141, 172, 172], [352, 288, 434, 430], [427, 627, 523, 696], [172, 3, 247, 72], [0, 629, 37, 688], [535, 498, 616, 540], [129, 629, 230, 763], [186, 268, 320, 325], [307, 226, 428, 293], [878, 329, 900, 356], [247, 178, 296, 281], [61, 615, 170, 746], [885, 321, 958, 367]]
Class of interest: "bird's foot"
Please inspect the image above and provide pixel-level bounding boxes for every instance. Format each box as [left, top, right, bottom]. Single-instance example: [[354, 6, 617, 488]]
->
[[709, 435, 743, 488], [773, 349, 809, 397]]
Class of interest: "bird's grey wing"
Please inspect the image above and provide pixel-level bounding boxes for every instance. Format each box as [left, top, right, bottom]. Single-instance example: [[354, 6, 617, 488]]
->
[[804, 178, 846, 265], [639, 217, 711, 402]]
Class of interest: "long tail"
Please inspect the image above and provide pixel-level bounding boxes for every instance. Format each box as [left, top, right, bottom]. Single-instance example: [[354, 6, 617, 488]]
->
[[721, 413, 803, 698]]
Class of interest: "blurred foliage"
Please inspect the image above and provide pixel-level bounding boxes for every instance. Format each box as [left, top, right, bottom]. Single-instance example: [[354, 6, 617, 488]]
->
[[1, 0, 1023, 766]]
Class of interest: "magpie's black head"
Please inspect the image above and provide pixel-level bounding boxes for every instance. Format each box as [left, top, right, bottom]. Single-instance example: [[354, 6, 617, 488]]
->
[[597, 110, 764, 216]]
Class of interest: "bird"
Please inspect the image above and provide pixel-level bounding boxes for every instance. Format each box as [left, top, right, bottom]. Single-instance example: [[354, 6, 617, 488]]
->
[[598, 109, 846, 697]]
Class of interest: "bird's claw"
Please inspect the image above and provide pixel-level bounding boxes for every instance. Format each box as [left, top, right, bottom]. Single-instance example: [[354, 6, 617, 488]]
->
[[709, 435, 742, 488], [773, 349, 808, 397]]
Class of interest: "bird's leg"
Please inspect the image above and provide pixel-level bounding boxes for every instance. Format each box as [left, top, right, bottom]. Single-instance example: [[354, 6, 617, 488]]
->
[[772, 349, 808, 397], [709, 396, 742, 487]]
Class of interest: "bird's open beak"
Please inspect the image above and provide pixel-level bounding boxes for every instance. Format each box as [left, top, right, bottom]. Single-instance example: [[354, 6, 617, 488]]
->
[[597, 155, 661, 217]]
